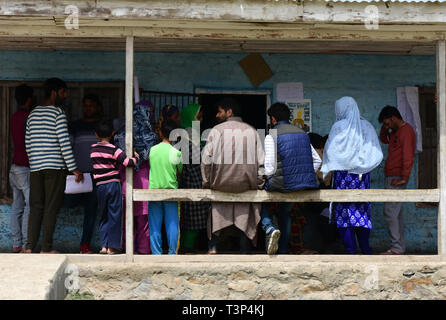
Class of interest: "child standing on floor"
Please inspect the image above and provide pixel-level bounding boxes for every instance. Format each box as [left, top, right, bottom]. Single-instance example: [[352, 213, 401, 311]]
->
[[90, 120, 139, 254], [148, 120, 183, 254]]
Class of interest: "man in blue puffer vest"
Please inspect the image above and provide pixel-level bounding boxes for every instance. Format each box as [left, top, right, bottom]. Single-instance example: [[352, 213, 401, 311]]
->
[[262, 103, 318, 255]]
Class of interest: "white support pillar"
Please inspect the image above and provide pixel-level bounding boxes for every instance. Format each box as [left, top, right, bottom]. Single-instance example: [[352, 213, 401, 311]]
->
[[437, 40, 446, 256], [125, 36, 134, 262]]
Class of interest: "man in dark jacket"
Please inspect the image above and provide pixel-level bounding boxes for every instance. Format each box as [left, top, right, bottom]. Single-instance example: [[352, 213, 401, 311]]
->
[[262, 103, 318, 255], [66, 94, 103, 254]]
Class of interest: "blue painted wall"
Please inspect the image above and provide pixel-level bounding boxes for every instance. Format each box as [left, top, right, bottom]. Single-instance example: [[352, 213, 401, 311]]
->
[[0, 50, 438, 253]]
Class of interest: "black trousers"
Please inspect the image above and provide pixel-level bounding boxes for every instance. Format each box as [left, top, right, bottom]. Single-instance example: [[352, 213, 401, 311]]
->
[[26, 169, 67, 252]]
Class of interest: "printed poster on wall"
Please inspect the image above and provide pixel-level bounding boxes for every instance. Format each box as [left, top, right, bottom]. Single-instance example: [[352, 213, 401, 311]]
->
[[286, 100, 312, 133]]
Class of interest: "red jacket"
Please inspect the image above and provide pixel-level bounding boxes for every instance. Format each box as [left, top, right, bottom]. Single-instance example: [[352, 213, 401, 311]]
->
[[379, 122, 416, 181], [10, 109, 30, 167]]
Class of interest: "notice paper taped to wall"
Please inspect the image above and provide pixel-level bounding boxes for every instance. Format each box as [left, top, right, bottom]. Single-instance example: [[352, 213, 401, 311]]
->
[[277, 82, 304, 102]]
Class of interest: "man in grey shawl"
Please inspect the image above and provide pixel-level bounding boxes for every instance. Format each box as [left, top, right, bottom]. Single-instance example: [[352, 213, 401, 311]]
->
[[201, 98, 265, 254]]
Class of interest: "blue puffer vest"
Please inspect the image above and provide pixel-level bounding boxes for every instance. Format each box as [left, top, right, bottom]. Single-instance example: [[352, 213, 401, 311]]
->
[[265, 121, 318, 192]]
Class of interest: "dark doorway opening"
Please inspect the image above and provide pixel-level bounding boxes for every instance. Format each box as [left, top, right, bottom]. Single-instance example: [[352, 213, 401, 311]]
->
[[198, 93, 268, 131], [417, 86, 438, 207]]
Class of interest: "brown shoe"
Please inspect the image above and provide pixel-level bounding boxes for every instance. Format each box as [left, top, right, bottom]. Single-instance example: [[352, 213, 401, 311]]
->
[[12, 247, 22, 253]]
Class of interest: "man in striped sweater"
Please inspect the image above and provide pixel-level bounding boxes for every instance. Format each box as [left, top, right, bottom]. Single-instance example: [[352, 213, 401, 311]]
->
[[24, 78, 83, 254]]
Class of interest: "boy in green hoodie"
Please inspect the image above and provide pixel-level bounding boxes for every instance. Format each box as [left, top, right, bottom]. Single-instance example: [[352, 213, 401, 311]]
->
[[148, 120, 183, 254]]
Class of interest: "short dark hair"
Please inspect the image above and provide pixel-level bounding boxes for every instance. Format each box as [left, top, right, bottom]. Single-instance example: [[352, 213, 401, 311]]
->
[[378, 105, 402, 123], [82, 93, 102, 107], [15, 84, 33, 106], [308, 132, 324, 149], [216, 97, 241, 117], [94, 119, 114, 138], [43, 78, 67, 99], [267, 103, 290, 122], [161, 120, 179, 139]]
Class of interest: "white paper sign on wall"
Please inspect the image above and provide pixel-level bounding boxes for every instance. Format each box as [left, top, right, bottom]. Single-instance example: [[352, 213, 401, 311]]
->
[[276, 82, 304, 102]]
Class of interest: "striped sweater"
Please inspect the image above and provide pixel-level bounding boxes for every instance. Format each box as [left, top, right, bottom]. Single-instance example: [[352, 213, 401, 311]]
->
[[90, 141, 137, 186], [25, 105, 77, 172]]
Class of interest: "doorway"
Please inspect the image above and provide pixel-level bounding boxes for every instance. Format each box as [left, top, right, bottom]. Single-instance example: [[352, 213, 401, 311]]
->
[[196, 89, 271, 132], [417, 86, 438, 207]]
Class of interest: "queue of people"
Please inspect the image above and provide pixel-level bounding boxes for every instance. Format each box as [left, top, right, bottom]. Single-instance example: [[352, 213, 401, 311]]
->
[[8, 77, 417, 255]]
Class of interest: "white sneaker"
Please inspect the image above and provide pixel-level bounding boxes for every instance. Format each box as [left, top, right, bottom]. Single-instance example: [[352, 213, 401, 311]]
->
[[266, 229, 281, 255]]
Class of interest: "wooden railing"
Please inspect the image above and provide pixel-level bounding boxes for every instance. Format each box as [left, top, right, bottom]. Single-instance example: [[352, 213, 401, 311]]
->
[[133, 189, 440, 203]]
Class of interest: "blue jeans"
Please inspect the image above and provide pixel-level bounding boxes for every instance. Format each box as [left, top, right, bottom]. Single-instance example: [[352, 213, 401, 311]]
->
[[64, 184, 98, 246], [261, 203, 293, 254], [9, 164, 30, 248], [97, 182, 122, 249], [148, 201, 180, 255]]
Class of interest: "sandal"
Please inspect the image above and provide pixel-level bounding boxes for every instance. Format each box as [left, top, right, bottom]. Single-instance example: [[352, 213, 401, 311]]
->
[[300, 249, 319, 255], [40, 250, 60, 254], [107, 248, 122, 255], [380, 248, 402, 255]]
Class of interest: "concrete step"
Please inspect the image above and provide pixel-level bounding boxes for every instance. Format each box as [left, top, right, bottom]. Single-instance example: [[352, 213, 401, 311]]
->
[[0, 254, 68, 300]]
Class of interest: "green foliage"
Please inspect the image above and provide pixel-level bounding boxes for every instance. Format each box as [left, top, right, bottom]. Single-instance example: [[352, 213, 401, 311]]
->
[[65, 291, 96, 300]]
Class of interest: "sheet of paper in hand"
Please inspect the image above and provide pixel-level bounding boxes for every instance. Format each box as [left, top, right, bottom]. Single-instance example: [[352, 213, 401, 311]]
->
[[64, 173, 93, 194]]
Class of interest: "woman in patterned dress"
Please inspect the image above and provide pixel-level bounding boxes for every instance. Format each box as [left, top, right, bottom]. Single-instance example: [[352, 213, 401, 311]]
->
[[332, 171, 373, 254], [179, 103, 210, 253], [321, 97, 383, 254]]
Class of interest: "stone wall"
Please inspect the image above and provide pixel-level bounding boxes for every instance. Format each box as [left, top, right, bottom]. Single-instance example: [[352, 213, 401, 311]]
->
[[73, 259, 446, 300]]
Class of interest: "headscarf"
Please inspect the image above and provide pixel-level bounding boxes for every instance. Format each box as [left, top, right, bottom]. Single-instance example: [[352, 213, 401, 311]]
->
[[114, 99, 159, 170], [180, 103, 201, 129], [180, 103, 204, 154], [321, 96, 383, 178]]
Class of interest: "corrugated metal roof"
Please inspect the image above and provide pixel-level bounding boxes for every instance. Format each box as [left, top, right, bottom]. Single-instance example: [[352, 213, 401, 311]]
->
[[325, 0, 446, 2]]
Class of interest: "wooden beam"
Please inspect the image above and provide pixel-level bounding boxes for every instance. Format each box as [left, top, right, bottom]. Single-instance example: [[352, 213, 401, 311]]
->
[[125, 35, 134, 263], [3, 15, 446, 33], [2, 0, 446, 25], [437, 40, 446, 256], [133, 189, 440, 203], [0, 24, 444, 42], [0, 37, 437, 55]]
